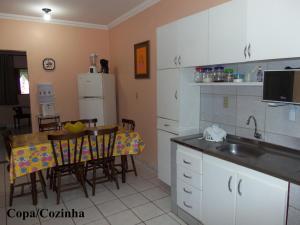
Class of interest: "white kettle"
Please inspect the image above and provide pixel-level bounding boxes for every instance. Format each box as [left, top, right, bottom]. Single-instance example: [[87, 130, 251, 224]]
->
[[203, 124, 227, 142]]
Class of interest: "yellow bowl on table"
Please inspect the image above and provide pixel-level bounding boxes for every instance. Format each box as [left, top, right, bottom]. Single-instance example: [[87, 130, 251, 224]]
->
[[64, 122, 86, 133]]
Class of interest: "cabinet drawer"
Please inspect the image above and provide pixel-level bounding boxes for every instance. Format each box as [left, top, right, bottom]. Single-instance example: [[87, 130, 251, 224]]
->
[[157, 118, 179, 134], [177, 145, 202, 173], [177, 165, 202, 190], [177, 180, 202, 221]]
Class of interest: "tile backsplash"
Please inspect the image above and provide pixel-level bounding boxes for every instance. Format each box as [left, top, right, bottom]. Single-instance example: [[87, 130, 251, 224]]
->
[[198, 58, 300, 151]]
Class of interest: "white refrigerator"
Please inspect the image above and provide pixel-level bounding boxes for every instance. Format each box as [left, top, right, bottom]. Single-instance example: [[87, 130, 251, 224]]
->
[[78, 73, 117, 126]]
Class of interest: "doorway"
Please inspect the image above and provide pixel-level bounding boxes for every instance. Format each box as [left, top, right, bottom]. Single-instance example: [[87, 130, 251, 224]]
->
[[0, 50, 31, 134]]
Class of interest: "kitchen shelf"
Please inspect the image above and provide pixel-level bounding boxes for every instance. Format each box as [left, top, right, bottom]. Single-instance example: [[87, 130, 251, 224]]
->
[[189, 82, 263, 86]]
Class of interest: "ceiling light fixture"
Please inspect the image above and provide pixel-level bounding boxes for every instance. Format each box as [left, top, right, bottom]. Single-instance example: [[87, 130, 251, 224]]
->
[[42, 8, 52, 21]]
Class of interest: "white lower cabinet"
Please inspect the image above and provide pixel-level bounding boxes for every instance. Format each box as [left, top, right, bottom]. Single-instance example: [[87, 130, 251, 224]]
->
[[235, 170, 288, 225], [176, 145, 203, 221], [157, 129, 178, 185], [177, 180, 202, 221], [202, 156, 237, 225], [202, 154, 289, 225]]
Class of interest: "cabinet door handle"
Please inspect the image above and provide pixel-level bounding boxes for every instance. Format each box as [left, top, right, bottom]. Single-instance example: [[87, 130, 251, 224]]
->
[[174, 90, 178, 100], [244, 45, 247, 59], [183, 173, 192, 179], [248, 43, 251, 58], [174, 56, 178, 66], [238, 179, 242, 196], [164, 124, 170, 127], [183, 188, 192, 194], [228, 176, 233, 193], [178, 56, 181, 65], [183, 160, 191, 165], [183, 201, 193, 209]]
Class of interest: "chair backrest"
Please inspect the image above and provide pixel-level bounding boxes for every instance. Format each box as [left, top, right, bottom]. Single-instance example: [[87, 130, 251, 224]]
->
[[61, 119, 97, 128], [38, 115, 60, 125], [48, 131, 87, 166], [39, 122, 60, 132], [86, 127, 118, 161], [122, 119, 135, 131], [12, 106, 23, 115], [2, 129, 12, 159]]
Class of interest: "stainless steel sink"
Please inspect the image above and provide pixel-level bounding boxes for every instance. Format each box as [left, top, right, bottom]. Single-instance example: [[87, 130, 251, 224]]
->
[[217, 143, 265, 158]]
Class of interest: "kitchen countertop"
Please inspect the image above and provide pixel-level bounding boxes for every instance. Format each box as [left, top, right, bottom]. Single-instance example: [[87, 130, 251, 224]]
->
[[171, 134, 300, 185]]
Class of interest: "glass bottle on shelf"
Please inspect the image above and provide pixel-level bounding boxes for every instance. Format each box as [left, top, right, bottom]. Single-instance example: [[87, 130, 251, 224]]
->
[[214, 66, 225, 82], [256, 66, 263, 82], [203, 68, 213, 83]]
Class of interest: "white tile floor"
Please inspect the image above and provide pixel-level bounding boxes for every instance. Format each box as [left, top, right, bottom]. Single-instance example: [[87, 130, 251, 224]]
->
[[0, 161, 187, 225]]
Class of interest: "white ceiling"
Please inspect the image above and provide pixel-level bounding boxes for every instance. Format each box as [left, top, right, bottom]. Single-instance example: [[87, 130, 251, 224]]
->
[[0, 0, 157, 27]]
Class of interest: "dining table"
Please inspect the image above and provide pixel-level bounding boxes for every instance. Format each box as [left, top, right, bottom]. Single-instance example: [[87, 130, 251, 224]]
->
[[9, 125, 145, 203]]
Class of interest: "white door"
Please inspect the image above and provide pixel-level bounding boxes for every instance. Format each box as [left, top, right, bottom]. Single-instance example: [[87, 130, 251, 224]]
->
[[157, 22, 179, 70], [209, 0, 247, 65], [246, 0, 300, 61], [235, 169, 288, 225], [202, 155, 237, 225], [78, 74, 103, 97], [178, 10, 209, 67], [157, 69, 180, 121], [157, 129, 177, 185], [79, 98, 104, 125]]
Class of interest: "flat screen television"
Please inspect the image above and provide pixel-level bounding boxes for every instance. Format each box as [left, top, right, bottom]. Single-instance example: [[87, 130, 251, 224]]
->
[[263, 70, 300, 104]]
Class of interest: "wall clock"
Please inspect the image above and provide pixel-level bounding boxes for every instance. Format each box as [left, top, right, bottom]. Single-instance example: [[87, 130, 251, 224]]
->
[[43, 58, 55, 70]]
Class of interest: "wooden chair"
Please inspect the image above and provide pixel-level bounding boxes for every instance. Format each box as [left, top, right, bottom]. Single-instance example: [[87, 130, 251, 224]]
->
[[116, 119, 137, 183], [39, 122, 60, 132], [2, 130, 48, 206], [48, 131, 89, 204], [61, 119, 97, 128], [13, 106, 31, 129], [85, 127, 119, 196], [38, 115, 60, 132], [38, 121, 61, 183]]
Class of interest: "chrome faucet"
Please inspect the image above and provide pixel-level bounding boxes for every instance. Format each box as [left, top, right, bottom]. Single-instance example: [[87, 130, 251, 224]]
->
[[246, 115, 262, 139]]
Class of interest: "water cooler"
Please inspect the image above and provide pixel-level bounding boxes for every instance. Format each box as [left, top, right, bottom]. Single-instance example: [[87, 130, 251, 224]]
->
[[38, 83, 56, 116]]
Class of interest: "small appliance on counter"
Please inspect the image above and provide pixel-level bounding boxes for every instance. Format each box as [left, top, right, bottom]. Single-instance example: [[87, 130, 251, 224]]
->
[[89, 53, 98, 73], [203, 124, 227, 142], [100, 59, 109, 73]]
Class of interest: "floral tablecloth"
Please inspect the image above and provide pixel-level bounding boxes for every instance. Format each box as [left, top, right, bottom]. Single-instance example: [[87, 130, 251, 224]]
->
[[10, 126, 145, 183]]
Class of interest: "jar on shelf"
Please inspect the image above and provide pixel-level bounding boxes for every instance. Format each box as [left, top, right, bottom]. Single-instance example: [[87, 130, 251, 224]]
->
[[224, 68, 234, 82], [233, 73, 245, 83], [203, 67, 213, 83], [213, 66, 225, 82], [194, 67, 203, 83]]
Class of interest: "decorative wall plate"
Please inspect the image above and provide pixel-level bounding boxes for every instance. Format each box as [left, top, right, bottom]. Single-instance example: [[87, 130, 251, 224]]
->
[[43, 58, 55, 70]]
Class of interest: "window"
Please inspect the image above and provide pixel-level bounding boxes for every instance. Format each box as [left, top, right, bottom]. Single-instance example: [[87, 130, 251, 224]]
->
[[19, 69, 29, 94]]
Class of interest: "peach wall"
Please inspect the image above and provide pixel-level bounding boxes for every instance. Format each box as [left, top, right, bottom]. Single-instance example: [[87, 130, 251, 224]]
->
[[109, 0, 228, 169], [0, 19, 110, 131]]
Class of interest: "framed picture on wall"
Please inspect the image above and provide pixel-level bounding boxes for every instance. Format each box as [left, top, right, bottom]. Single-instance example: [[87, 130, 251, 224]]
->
[[134, 41, 150, 79]]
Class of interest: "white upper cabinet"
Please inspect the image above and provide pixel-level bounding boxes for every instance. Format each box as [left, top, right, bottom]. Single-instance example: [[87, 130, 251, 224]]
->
[[246, 0, 300, 61], [157, 22, 179, 70], [157, 10, 209, 69], [208, 0, 247, 65], [178, 11, 209, 67], [157, 0, 300, 68], [157, 69, 180, 120]]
